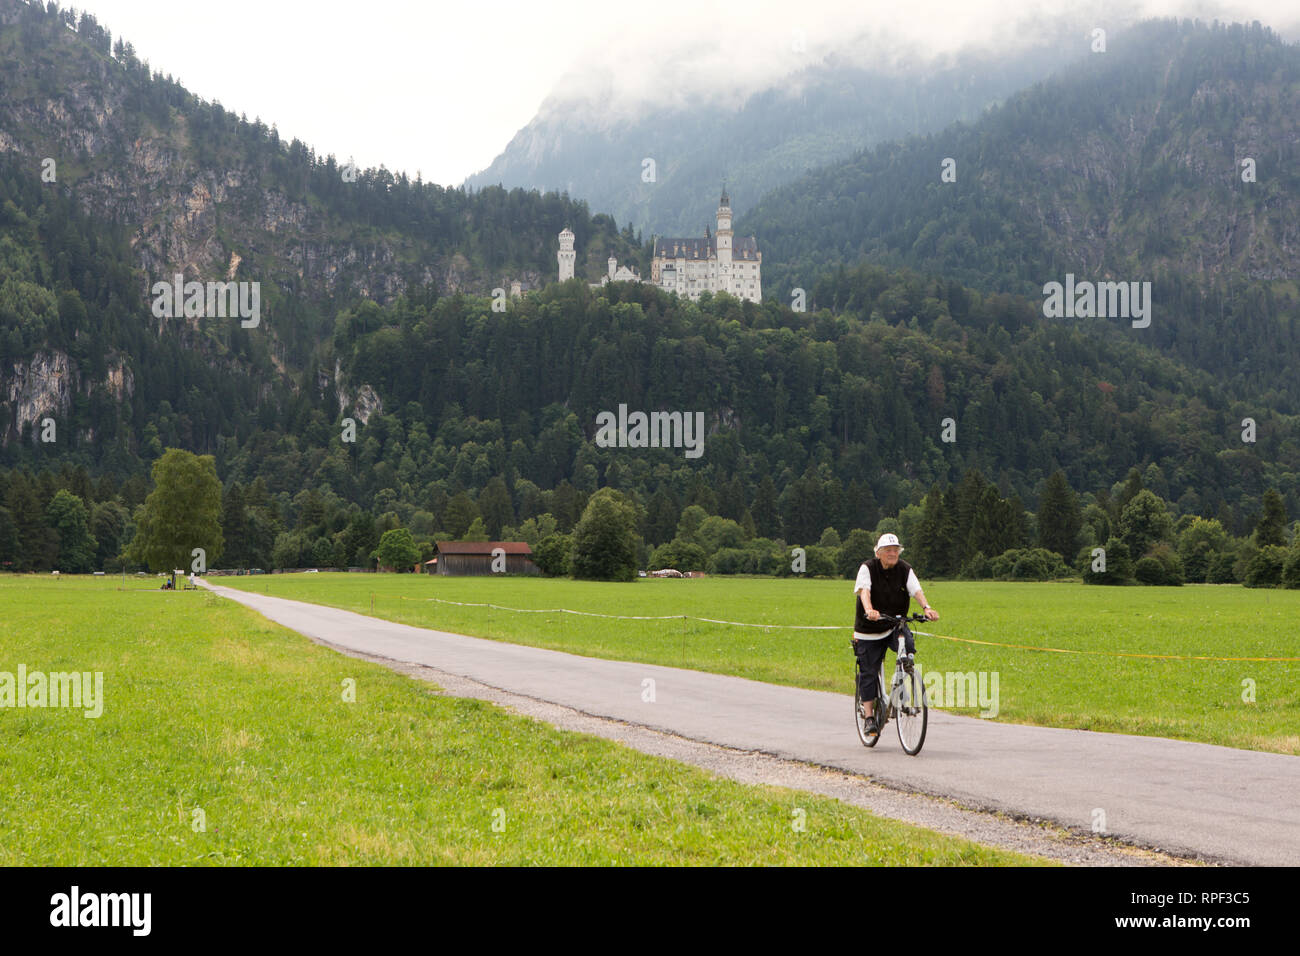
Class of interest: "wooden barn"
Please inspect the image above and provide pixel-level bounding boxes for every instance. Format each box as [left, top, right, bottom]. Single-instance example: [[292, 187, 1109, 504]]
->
[[433, 541, 539, 576]]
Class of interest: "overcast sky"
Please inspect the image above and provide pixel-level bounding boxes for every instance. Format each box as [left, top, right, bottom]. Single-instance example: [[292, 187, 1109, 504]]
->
[[70, 0, 1300, 187]]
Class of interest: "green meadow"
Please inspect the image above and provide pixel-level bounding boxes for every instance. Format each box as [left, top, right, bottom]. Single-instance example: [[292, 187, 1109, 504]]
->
[[0, 576, 1041, 865], [220, 573, 1300, 755]]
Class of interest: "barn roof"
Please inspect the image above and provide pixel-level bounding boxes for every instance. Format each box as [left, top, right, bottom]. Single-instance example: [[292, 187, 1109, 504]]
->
[[434, 541, 533, 555]]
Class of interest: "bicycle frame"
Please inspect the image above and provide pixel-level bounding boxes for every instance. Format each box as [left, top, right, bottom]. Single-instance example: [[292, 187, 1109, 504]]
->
[[882, 627, 911, 717], [858, 620, 911, 719]]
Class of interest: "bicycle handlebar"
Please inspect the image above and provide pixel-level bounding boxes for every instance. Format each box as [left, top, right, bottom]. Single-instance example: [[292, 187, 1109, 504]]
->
[[875, 612, 928, 624]]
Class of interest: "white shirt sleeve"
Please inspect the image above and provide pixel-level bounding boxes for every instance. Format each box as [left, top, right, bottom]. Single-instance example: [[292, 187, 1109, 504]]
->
[[854, 564, 870, 593], [906, 569, 921, 597]]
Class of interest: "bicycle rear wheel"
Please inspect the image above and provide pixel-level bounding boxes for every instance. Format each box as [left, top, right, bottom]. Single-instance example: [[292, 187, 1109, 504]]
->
[[854, 668, 881, 748], [895, 666, 928, 755]]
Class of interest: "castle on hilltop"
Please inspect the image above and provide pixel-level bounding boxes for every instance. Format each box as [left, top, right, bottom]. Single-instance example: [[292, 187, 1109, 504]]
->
[[557, 190, 762, 303]]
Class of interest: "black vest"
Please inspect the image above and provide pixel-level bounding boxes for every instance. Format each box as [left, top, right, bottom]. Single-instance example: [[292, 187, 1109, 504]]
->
[[854, 557, 912, 633]]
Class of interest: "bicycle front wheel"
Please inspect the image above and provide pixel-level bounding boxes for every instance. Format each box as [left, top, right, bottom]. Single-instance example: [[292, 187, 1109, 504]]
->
[[895, 667, 928, 755]]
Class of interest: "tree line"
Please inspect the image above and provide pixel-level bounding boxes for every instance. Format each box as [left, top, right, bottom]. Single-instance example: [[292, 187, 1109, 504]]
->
[[4, 449, 1296, 589]]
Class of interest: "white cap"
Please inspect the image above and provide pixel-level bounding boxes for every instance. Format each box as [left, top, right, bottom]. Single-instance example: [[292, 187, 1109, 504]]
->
[[875, 533, 903, 552]]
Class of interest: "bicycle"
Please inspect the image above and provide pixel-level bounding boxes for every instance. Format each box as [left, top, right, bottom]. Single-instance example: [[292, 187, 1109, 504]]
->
[[852, 612, 929, 755]]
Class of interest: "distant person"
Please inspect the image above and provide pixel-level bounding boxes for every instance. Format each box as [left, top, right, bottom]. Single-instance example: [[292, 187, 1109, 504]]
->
[[852, 533, 939, 737]]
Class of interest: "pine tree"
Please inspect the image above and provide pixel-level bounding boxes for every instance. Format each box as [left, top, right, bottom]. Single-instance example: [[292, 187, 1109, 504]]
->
[[967, 487, 1007, 560], [1037, 470, 1082, 559], [1118, 467, 1144, 512], [780, 471, 824, 546], [952, 469, 988, 568], [752, 475, 780, 539], [478, 476, 515, 539], [913, 486, 950, 575], [843, 479, 877, 533], [1255, 488, 1288, 548], [220, 483, 250, 568], [646, 484, 680, 546]]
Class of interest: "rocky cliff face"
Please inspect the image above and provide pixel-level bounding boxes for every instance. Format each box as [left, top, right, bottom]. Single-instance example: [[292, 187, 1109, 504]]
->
[[4, 350, 133, 443], [1, 85, 434, 305], [6, 351, 74, 434]]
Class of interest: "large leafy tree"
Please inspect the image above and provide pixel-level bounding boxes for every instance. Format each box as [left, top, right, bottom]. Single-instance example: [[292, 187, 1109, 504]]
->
[[127, 449, 224, 572], [1176, 517, 1227, 583], [533, 532, 572, 577], [1118, 490, 1174, 559], [570, 488, 640, 581], [836, 528, 876, 578], [374, 527, 419, 571]]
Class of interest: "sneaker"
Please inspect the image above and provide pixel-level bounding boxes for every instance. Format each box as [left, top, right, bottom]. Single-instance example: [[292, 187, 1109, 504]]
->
[[864, 715, 879, 737]]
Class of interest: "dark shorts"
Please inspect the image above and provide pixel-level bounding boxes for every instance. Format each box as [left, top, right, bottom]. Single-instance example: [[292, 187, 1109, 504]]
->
[[853, 625, 915, 702]]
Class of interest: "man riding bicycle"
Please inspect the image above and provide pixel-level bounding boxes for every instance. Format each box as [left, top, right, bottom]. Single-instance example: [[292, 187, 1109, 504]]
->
[[853, 533, 939, 738]]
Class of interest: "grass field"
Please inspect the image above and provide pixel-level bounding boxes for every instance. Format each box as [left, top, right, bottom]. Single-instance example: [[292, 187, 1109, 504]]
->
[[217, 573, 1300, 755], [0, 576, 1043, 865]]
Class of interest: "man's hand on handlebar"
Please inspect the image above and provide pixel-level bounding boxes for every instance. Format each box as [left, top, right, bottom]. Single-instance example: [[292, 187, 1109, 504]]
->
[[866, 608, 880, 621], [923, 607, 939, 622]]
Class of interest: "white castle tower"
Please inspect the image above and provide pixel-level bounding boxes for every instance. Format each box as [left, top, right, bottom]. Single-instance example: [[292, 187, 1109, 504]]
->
[[557, 227, 576, 282], [649, 188, 761, 302], [715, 187, 733, 294]]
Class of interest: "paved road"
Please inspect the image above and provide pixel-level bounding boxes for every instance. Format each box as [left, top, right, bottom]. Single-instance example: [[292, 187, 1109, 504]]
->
[[205, 582, 1300, 866]]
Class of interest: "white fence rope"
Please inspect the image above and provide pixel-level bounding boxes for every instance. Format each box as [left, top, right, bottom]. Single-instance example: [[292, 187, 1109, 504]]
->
[[409, 595, 843, 629]]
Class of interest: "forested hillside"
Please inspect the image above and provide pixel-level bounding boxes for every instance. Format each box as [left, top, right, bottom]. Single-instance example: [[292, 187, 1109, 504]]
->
[[744, 19, 1300, 404], [6, 265, 1295, 582]]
